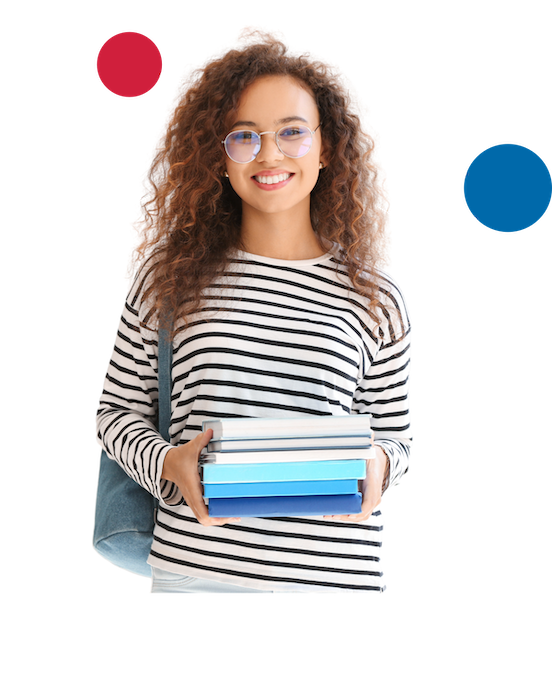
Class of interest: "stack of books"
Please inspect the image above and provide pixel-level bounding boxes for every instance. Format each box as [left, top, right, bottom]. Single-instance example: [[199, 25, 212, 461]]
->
[[199, 414, 374, 518]]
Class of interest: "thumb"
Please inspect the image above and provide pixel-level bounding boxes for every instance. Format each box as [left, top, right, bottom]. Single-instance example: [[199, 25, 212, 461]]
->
[[196, 428, 213, 452]]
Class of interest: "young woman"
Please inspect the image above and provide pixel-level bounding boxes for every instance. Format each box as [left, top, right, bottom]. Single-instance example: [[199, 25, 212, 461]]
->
[[96, 34, 411, 593]]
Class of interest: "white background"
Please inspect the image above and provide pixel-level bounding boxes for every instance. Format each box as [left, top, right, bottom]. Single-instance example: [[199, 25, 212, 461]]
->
[[0, 200, 507, 679]]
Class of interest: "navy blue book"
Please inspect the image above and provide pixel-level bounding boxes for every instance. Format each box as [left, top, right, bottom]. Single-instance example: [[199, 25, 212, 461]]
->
[[208, 493, 363, 518]]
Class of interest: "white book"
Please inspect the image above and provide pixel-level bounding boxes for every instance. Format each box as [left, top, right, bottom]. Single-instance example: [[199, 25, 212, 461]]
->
[[207, 435, 373, 452], [200, 446, 375, 465], [202, 414, 372, 441]]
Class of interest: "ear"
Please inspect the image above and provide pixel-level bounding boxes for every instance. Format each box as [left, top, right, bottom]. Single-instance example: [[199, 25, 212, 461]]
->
[[319, 139, 330, 169]]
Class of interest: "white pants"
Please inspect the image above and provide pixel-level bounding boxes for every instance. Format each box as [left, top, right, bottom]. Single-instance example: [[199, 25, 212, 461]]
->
[[151, 567, 273, 593]]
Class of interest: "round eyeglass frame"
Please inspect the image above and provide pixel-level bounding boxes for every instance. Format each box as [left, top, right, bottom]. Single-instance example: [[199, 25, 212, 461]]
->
[[222, 123, 322, 164]]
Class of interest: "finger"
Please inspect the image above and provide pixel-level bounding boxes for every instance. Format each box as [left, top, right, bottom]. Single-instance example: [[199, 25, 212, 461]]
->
[[181, 460, 213, 523], [184, 435, 241, 526], [191, 502, 242, 527], [181, 432, 212, 500], [185, 491, 211, 524], [326, 512, 372, 523], [196, 499, 241, 526], [203, 516, 241, 526]]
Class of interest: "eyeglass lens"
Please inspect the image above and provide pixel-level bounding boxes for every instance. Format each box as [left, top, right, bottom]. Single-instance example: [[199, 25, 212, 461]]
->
[[225, 126, 313, 163]]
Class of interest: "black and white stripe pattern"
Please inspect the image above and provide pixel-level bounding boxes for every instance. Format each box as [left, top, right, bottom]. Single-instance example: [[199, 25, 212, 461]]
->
[[97, 246, 411, 591]]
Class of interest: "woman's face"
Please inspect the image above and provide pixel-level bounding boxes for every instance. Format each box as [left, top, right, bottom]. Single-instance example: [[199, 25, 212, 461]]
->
[[224, 75, 326, 219]]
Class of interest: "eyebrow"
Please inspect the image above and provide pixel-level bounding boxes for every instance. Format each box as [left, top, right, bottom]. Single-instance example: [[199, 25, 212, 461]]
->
[[230, 116, 309, 129]]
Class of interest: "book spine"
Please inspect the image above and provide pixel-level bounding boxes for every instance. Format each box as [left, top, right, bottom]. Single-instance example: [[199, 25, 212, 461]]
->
[[207, 435, 372, 452], [202, 414, 373, 441], [201, 448, 374, 465], [201, 459, 367, 484], [208, 493, 363, 518], [203, 478, 359, 498]]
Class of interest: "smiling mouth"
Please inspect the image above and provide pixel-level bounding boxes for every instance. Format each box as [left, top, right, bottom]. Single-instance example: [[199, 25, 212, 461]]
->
[[252, 172, 293, 185]]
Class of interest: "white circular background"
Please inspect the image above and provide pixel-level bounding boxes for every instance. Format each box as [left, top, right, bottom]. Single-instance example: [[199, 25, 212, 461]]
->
[[0, 199, 507, 679]]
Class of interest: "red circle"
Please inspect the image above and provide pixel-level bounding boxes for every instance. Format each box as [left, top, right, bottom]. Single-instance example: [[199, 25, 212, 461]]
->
[[97, 32, 162, 97]]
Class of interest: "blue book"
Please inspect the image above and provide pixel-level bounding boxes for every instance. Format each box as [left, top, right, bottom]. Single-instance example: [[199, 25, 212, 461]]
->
[[203, 478, 359, 498], [201, 459, 367, 484], [208, 493, 363, 518]]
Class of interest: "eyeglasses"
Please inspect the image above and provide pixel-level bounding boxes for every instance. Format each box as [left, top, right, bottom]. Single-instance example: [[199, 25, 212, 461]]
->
[[222, 124, 321, 164]]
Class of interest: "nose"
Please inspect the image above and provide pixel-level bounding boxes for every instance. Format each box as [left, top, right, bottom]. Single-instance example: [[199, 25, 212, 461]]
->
[[256, 131, 284, 163]]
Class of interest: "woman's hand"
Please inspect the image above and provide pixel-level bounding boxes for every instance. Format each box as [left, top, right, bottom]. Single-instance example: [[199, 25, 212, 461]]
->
[[161, 428, 241, 527], [324, 445, 389, 522]]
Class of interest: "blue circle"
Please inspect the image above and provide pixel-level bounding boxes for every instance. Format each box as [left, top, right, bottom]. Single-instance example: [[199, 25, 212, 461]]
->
[[464, 144, 551, 232]]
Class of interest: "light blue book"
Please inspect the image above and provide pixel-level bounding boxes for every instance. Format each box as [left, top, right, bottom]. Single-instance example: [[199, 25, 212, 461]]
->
[[203, 478, 359, 498], [208, 493, 363, 518], [201, 459, 367, 484]]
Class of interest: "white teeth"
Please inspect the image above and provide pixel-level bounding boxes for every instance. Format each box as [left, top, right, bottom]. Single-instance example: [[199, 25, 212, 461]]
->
[[254, 173, 291, 185]]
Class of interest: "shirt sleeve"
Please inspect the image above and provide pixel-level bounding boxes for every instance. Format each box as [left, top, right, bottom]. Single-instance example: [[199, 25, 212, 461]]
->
[[95, 268, 183, 506], [352, 275, 412, 491]]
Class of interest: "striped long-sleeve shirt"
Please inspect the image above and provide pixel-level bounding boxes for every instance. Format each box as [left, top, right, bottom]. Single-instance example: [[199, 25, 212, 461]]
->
[[96, 245, 411, 592]]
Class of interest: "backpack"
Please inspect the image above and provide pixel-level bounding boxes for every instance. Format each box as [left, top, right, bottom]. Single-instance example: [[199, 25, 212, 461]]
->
[[93, 326, 171, 576]]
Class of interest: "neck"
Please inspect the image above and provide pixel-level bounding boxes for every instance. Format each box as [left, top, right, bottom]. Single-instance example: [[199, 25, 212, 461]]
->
[[239, 201, 327, 261]]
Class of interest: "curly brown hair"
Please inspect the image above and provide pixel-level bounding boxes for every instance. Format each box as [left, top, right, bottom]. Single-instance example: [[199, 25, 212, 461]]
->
[[133, 31, 390, 340]]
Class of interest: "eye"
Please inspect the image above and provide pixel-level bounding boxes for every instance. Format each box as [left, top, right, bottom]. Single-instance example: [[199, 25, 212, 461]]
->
[[279, 126, 307, 139], [231, 130, 257, 143]]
